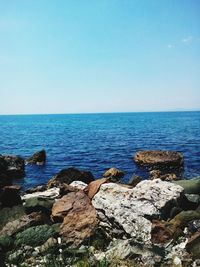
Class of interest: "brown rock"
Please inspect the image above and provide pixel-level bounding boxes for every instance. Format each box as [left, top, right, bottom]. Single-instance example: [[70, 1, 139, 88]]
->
[[26, 150, 46, 165], [134, 150, 183, 171], [52, 190, 98, 247], [86, 178, 109, 199], [48, 167, 94, 188], [149, 170, 178, 181], [103, 167, 124, 181]]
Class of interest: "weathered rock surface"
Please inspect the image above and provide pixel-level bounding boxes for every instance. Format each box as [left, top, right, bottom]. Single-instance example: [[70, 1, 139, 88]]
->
[[0, 155, 25, 180], [134, 150, 183, 171], [69, 180, 88, 191], [86, 178, 109, 199], [103, 167, 124, 182], [173, 177, 200, 194], [149, 169, 178, 181], [47, 167, 94, 188], [52, 190, 98, 247], [187, 230, 200, 259], [0, 206, 25, 230], [22, 187, 60, 201], [26, 150, 46, 165], [0, 212, 49, 236], [92, 179, 183, 243], [24, 197, 55, 214]]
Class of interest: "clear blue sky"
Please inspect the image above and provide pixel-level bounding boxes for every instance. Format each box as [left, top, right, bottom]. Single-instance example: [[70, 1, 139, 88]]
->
[[0, 0, 200, 114]]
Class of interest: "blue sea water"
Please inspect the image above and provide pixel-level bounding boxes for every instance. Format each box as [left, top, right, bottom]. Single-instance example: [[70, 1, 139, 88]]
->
[[0, 112, 200, 190]]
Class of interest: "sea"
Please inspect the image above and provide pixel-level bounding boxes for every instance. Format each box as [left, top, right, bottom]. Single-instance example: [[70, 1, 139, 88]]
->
[[0, 111, 200, 190]]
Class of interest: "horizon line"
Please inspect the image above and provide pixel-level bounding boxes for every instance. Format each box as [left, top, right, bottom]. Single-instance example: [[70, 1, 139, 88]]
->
[[0, 109, 200, 116]]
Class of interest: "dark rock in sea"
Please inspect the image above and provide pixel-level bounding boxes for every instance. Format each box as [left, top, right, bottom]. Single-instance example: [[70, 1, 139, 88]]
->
[[103, 167, 124, 182], [26, 149, 46, 165], [149, 169, 178, 181], [25, 185, 47, 194], [127, 175, 142, 186], [134, 150, 184, 171], [0, 186, 22, 208], [47, 167, 94, 188], [173, 177, 200, 194]]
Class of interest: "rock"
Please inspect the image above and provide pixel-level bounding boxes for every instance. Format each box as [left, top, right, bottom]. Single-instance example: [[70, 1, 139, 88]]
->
[[149, 170, 178, 181], [187, 231, 200, 259], [0, 205, 25, 230], [134, 150, 183, 171], [173, 177, 200, 194], [69, 180, 88, 191], [47, 167, 94, 188], [52, 190, 98, 247], [0, 212, 49, 236], [26, 150, 46, 165], [92, 179, 183, 243], [14, 224, 58, 247], [0, 235, 13, 251], [0, 154, 25, 180], [26, 185, 47, 194], [38, 237, 57, 253], [103, 167, 124, 182], [151, 210, 200, 244], [86, 178, 109, 199], [22, 187, 60, 201], [127, 175, 142, 187], [24, 197, 55, 214], [0, 186, 22, 207]]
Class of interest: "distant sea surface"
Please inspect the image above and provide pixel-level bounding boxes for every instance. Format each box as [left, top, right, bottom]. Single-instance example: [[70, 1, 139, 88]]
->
[[0, 112, 200, 190]]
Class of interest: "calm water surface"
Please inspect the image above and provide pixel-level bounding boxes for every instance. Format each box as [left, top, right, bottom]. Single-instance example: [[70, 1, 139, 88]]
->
[[0, 112, 200, 190]]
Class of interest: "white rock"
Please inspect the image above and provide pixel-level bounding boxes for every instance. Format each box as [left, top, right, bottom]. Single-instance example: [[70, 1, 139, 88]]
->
[[22, 187, 60, 200], [92, 179, 183, 243], [69, 180, 88, 190]]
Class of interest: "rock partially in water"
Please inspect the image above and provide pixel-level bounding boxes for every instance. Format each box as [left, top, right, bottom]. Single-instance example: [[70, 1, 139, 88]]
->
[[134, 150, 183, 171], [103, 167, 124, 182], [92, 179, 183, 243], [0, 155, 25, 181], [47, 167, 94, 188], [26, 150, 46, 165]]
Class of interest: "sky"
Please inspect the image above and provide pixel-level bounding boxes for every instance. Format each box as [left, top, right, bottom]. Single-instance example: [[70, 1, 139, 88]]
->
[[0, 0, 200, 114]]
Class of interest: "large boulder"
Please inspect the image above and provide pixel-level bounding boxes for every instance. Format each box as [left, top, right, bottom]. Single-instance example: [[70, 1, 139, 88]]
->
[[26, 150, 46, 165], [52, 190, 98, 247], [0, 155, 25, 181], [47, 167, 94, 188], [134, 150, 183, 171], [92, 179, 183, 243]]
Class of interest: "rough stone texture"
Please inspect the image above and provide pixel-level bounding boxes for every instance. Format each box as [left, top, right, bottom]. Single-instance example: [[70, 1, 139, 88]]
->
[[86, 178, 109, 199], [173, 177, 200, 194], [134, 150, 183, 171], [0, 212, 49, 236], [92, 179, 183, 243], [22, 187, 60, 201], [187, 230, 200, 259], [103, 167, 124, 182], [149, 170, 178, 181], [69, 180, 88, 191], [26, 150, 46, 165], [47, 167, 94, 188], [0, 205, 25, 230], [24, 197, 55, 214], [52, 190, 98, 247], [0, 154, 25, 180]]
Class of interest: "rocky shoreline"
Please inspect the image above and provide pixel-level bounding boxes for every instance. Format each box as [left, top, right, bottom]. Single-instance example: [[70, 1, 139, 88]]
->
[[0, 150, 200, 267]]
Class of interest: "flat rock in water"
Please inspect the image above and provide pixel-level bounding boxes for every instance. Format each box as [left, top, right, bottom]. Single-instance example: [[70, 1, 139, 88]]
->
[[134, 150, 183, 171], [92, 179, 183, 243]]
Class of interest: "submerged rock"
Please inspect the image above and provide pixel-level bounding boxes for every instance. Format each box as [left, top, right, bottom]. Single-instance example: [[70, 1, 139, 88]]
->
[[103, 167, 124, 182], [47, 167, 94, 188], [26, 150, 46, 165], [92, 179, 183, 243], [134, 150, 183, 171]]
